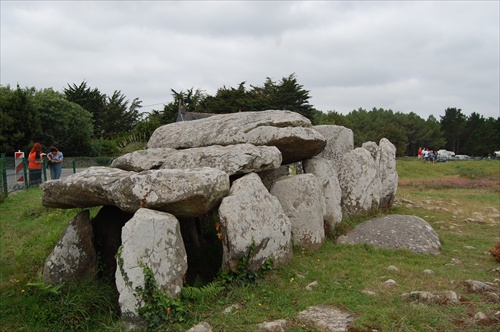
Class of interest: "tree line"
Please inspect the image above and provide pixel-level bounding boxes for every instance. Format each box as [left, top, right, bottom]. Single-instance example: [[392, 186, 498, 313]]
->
[[1, 74, 498, 158]]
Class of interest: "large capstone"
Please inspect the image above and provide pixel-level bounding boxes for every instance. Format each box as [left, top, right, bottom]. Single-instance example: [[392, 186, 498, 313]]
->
[[147, 110, 326, 164], [41, 167, 230, 217], [111, 144, 282, 176]]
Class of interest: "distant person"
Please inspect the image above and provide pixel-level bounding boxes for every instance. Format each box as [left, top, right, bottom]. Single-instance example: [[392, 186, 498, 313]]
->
[[422, 148, 429, 161], [47, 146, 63, 180], [428, 150, 435, 163], [417, 147, 422, 160], [28, 142, 45, 186]]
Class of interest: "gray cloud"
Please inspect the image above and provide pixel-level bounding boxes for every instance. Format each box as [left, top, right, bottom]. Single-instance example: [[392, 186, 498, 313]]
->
[[1, 1, 498, 119]]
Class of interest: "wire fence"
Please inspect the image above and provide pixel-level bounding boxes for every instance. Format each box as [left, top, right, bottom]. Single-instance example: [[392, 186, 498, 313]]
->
[[0, 154, 114, 199]]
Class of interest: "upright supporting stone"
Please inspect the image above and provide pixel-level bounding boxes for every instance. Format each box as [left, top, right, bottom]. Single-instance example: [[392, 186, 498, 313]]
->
[[42, 210, 97, 284], [219, 173, 292, 273], [270, 174, 325, 249], [115, 208, 187, 329], [338, 148, 381, 216], [377, 138, 398, 210], [303, 156, 343, 237]]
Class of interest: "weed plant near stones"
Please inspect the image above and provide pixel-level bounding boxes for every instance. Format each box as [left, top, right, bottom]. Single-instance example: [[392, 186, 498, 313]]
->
[[0, 159, 499, 331]]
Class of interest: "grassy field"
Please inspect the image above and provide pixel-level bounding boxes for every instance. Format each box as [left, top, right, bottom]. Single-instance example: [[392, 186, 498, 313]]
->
[[0, 159, 499, 331]]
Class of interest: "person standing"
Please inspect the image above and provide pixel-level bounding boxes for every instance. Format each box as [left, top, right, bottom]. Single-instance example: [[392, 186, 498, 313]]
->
[[47, 146, 63, 180], [428, 150, 435, 163], [422, 148, 429, 161], [28, 142, 45, 186]]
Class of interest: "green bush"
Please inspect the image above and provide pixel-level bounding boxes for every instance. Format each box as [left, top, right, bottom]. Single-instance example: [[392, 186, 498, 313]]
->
[[89, 139, 120, 157]]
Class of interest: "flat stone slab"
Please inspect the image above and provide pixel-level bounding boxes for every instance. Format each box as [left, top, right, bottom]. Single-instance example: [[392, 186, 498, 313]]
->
[[297, 305, 353, 332], [41, 166, 230, 217], [336, 214, 441, 254], [147, 110, 326, 164], [111, 144, 282, 176]]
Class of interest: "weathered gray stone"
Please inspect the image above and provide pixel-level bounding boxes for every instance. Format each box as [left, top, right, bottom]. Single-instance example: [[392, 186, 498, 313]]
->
[[338, 148, 381, 216], [257, 319, 287, 331], [401, 290, 459, 304], [361, 141, 379, 161], [111, 144, 282, 176], [159, 144, 282, 175], [222, 303, 242, 314], [384, 279, 397, 287], [42, 167, 132, 208], [377, 138, 398, 210], [219, 173, 292, 273], [147, 110, 326, 164], [270, 174, 325, 249], [337, 215, 441, 254], [474, 312, 487, 321], [314, 125, 354, 167], [257, 165, 292, 192], [306, 281, 319, 291], [361, 289, 377, 296], [297, 305, 353, 332], [115, 208, 187, 329], [186, 322, 213, 332], [401, 291, 442, 303], [110, 147, 177, 171], [443, 290, 459, 304], [41, 166, 230, 217], [42, 210, 96, 284], [303, 156, 343, 237], [464, 279, 497, 292], [362, 139, 398, 211]]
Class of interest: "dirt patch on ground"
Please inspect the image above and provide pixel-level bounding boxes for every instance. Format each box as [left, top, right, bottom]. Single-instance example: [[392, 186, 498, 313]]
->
[[399, 174, 500, 191]]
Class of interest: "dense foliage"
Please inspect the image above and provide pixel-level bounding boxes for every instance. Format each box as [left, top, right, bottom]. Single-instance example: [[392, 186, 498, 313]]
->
[[1, 76, 498, 158], [64, 81, 141, 140], [0, 85, 94, 156]]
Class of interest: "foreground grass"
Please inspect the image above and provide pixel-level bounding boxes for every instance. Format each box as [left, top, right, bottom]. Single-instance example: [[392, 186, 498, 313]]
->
[[0, 159, 499, 331]]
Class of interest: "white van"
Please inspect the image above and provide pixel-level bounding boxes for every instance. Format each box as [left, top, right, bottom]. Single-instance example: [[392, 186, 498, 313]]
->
[[437, 150, 455, 160]]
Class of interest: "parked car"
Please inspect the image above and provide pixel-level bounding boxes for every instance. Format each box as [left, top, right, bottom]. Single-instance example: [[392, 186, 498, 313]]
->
[[454, 155, 470, 160], [438, 149, 455, 159], [436, 155, 447, 162]]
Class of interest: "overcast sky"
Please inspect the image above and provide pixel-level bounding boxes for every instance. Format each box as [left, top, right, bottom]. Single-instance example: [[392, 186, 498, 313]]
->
[[1, 1, 499, 120]]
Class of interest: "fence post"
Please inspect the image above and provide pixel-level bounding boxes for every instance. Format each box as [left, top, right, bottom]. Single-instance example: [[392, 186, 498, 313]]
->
[[23, 157, 28, 189], [1, 153, 7, 198], [72, 159, 76, 173], [42, 159, 47, 182]]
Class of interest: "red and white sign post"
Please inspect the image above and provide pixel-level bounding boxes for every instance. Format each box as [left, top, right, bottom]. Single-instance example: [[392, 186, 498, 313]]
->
[[15, 151, 24, 183]]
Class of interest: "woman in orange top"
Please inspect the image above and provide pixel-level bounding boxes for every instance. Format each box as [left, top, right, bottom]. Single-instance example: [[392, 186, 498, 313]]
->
[[28, 142, 45, 186]]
